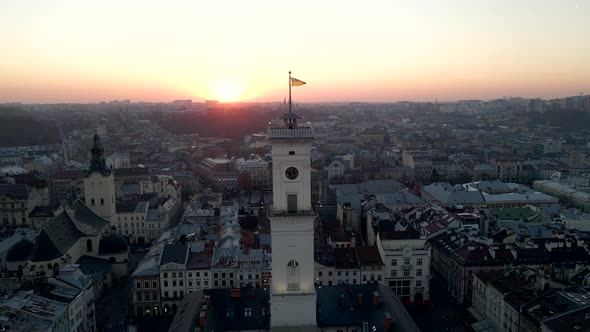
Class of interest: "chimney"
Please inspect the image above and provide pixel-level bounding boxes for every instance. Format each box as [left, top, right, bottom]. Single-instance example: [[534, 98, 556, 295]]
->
[[357, 293, 363, 307], [199, 310, 207, 328], [372, 291, 381, 307], [384, 312, 392, 331], [339, 294, 345, 306]]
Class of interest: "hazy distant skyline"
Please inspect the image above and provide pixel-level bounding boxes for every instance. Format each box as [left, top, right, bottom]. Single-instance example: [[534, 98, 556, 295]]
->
[[1, 0, 589, 103]]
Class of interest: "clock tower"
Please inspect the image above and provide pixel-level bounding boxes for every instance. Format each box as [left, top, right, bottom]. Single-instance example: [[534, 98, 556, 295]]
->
[[268, 111, 317, 329]]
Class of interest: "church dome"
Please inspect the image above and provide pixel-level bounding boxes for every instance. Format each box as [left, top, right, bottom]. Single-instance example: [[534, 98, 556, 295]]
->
[[99, 234, 129, 255], [7, 239, 34, 262]]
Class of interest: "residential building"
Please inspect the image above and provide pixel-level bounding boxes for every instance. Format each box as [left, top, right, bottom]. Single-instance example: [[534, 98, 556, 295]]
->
[[377, 228, 431, 302], [116, 201, 149, 243], [186, 252, 213, 292], [0, 184, 44, 227], [234, 156, 271, 188], [131, 245, 162, 317], [106, 151, 130, 169], [160, 243, 189, 315], [494, 158, 523, 182], [0, 291, 69, 332], [356, 246, 385, 285]]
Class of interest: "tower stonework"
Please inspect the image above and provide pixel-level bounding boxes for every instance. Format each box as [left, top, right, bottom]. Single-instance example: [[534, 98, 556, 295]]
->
[[268, 112, 317, 329], [84, 132, 116, 224]]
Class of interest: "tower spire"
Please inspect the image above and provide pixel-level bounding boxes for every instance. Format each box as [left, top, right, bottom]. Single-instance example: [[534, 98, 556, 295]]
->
[[86, 130, 111, 176]]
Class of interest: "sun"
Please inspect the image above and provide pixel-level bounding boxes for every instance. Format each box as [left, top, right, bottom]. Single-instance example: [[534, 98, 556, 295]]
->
[[213, 80, 241, 102]]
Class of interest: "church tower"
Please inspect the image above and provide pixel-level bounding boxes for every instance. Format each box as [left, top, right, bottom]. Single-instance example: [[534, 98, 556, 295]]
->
[[84, 132, 116, 224], [268, 110, 317, 329]]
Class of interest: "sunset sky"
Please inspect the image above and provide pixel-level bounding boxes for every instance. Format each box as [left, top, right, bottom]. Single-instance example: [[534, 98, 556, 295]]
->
[[1, 0, 589, 103]]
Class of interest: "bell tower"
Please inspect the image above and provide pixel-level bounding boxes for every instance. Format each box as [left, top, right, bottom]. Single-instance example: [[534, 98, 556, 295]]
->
[[268, 110, 317, 329], [83, 132, 116, 224]]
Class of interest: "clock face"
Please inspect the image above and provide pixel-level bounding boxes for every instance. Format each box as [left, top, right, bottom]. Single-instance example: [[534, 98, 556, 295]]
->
[[285, 167, 299, 180]]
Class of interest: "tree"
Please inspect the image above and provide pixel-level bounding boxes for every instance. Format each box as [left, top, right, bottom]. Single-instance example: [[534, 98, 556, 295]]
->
[[238, 172, 253, 191], [430, 169, 443, 183]]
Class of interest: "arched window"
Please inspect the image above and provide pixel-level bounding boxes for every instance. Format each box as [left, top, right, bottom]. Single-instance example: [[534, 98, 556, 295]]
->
[[286, 260, 300, 291], [91, 198, 95, 206], [100, 198, 104, 206], [87, 239, 93, 252]]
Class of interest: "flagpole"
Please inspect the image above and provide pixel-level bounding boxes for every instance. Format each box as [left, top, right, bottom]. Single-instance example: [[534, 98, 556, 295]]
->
[[288, 71, 292, 113]]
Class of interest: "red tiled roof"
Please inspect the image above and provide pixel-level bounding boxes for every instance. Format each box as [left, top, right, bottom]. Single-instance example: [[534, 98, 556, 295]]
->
[[355, 246, 384, 267]]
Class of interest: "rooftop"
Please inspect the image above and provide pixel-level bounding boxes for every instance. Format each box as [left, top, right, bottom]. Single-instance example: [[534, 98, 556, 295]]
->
[[316, 284, 419, 332], [160, 243, 189, 266]]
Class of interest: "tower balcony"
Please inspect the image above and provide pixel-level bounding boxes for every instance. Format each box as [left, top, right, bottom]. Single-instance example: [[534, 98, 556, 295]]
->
[[267, 204, 316, 217], [267, 126, 314, 140]]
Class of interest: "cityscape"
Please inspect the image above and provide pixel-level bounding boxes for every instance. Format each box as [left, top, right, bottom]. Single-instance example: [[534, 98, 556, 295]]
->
[[1, 2, 590, 332]]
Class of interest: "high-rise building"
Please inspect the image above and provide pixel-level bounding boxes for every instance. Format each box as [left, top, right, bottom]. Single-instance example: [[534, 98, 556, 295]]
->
[[267, 110, 317, 329]]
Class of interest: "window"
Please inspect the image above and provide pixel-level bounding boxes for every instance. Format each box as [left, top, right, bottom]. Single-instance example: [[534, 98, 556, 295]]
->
[[416, 269, 422, 277], [188, 272, 192, 278], [416, 280, 422, 287], [144, 281, 149, 288], [417, 258, 423, 266], [172, 281, 177, 287], [179, 272, 183, 278], [244, 308, 252, 317], [153, 282, 157, 288], [100, 198, 104, 206], [91, 198, 95, 206], [289, 151, 295, 155], [287, 260, 300, 290], [403, 270, 410, 277], [318, 271, 323, 277], [164, 281, 168, 287], [287, 194, 297, 213], [172, 272, 176, 278], [404, 258, 410, 265], [136, 282, 141, 288], [196, 272, 200, 277], [179, 280, 183, 287], [391, 259, 397, 266], [164, 291, 169, 298], [328, 271, 332, 276], [188, 281, 192, 287], [163, 273, 168, 278], [86, 239, 93, 252], [173, 291, 177, 298]]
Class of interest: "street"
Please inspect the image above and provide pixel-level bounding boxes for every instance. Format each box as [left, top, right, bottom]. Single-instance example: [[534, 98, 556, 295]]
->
[[95, 252, 145, 332], [96, 277, 133, 332]]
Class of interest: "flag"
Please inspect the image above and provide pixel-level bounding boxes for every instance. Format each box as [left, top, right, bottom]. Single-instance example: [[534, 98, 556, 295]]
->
[[290, 77, 306, 86]]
